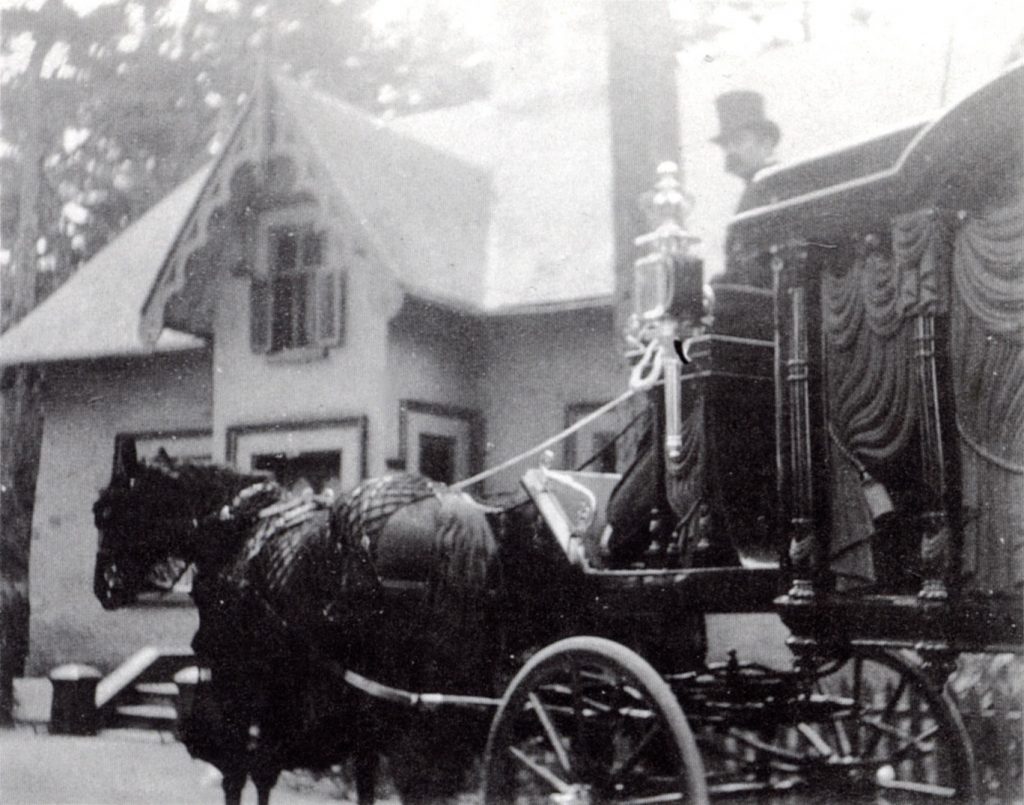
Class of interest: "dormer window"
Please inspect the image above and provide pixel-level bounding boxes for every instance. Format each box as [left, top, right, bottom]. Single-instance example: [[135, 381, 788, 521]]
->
[[250, 209, 345, 354]]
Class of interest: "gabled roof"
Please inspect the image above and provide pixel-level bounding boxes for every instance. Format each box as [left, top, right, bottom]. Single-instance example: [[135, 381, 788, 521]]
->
[[275, 75, 615, 313], [0, 166, 211, 367], [145, 72, 616, 332], [386, 86, 616, 312], [275, 77, 494, 311]]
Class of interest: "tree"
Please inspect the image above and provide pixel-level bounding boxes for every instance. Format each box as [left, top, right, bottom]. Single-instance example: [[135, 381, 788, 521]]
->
[[0, 0, 488, 724]]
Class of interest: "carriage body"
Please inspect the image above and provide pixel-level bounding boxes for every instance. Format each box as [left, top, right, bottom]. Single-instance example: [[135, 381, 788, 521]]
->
[[488, 63, 1022, 803], [730, 63, 1023, 656], [529, 61, 1023, 658]]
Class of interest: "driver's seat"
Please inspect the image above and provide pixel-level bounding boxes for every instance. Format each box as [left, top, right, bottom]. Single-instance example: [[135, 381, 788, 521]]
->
[[520, 467, 621, 567]]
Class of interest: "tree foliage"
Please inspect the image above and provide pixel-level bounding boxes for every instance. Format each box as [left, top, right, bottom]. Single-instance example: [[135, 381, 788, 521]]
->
[[1, 0, 490, 323]]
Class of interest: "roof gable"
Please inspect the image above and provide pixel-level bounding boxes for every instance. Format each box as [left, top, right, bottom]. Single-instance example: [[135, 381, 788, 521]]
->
[[388, 88, 616, 312], [276, 77, 493, 310], [0, 166, 210, 367]]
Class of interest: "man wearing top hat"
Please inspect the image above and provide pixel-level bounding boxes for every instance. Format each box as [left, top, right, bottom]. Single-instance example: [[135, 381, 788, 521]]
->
[[711, 89, 781, 213], [712, 90, 782, 289]]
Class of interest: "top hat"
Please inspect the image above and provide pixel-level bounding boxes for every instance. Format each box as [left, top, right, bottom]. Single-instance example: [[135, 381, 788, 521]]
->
[[711, 90, 781, 146]]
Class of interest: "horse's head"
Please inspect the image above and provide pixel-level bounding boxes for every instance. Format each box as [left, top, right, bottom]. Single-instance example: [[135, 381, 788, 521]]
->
[[92, 435, 263, 610]]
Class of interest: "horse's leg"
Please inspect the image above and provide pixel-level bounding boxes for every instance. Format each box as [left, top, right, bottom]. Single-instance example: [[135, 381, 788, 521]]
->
[[221, 769, 246, 805], [252, 767, 279, 805], [355, 745, 378, 805]]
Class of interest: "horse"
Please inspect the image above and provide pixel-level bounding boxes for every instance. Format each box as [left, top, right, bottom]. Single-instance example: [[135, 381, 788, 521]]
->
[[92, 436, 565, 805]]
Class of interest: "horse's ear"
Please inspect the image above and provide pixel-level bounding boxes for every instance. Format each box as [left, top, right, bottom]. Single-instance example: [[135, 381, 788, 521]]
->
[[111, 434, 139, 487], [155, 447, 173, 466]]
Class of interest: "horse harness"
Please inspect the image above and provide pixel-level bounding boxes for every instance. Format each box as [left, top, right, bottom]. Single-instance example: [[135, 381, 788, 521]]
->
[[195, 475, 500, 711]]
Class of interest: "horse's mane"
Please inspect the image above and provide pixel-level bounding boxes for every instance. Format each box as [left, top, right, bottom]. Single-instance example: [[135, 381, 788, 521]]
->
[[94, 453, 276, 562]]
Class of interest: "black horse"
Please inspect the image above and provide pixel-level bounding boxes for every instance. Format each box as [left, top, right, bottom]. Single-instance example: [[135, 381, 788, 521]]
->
[[92, 436, 574, 805]]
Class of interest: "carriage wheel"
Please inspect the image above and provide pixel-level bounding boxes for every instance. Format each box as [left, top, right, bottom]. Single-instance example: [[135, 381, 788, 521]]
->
[[482, 636, 708, 804], [697, 647, 977, 802]]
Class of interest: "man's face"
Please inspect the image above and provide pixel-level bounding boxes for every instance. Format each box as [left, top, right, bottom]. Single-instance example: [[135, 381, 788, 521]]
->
[[721, 129, 774, 182]]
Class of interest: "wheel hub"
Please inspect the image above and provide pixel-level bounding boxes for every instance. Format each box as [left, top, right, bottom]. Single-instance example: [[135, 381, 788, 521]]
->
[[551, 783, 593, 804]]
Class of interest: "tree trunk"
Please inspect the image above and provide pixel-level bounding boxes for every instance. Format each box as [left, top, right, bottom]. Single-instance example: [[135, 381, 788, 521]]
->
[[604, 0, 681, 342], [0, 38, 47, 727], [0, 370, 44, 725]]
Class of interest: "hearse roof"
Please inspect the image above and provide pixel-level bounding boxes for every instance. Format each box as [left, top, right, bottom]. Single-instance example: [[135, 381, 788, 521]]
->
[[728, 60, 1024, 247]]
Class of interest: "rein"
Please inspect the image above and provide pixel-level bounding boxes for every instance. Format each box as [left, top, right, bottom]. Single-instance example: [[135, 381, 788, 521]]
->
[[450, 385, 646, 491]]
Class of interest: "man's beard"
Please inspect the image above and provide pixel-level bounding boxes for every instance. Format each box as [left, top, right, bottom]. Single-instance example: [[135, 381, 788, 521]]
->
[[725, 153, 756, 182]]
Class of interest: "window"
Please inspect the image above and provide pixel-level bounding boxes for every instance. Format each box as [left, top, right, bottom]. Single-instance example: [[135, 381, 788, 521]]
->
[[589, 431, 618, 474], [252, 450, 342, 495], [398, 402, 480, 487], [228, 419, 367, 497], [418, 434, 456, 484], [135, 431, 212, 466], [250, 215, 345, 354], [564, 397, 649, 473]]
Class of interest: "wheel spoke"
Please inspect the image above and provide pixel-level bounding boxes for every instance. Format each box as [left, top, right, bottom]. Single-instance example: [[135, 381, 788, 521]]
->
[[700, 735, 801, 774], [861, 715, 937, 752], [863, 673, 909, 757], [832, 715, 853, 757], [876, 721, 941, 761], [796, 722, 835, 758], [528, 691, 573, 774], [571, 661, 584, 750], [617, 793, 686, 804], [508, 746, 572, 793], [851, 655, 863, 757], [708, 779, 802, 796], [877, 777, 959, 798], [723, 727, 807, 764], [608, 721, 661, 785], [815, 677, 854, 758]]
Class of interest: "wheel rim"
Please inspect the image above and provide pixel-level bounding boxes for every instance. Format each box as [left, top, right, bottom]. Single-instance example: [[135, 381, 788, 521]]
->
[[695, 650, 975, 802], [485, 643, 704, 804]]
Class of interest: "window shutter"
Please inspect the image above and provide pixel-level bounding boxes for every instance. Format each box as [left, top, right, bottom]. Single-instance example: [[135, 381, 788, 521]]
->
[[250, 277, 271, 353], [315, 269, 345, 347]]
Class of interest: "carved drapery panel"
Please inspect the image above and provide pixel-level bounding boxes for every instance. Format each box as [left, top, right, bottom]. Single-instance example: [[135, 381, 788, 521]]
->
[[952, 194, 1024, 593], [665, 390, 707, 536], [821, 210, 954, 589]]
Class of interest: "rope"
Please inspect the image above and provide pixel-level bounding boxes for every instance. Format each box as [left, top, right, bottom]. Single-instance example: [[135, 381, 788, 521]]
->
[[827, 422, 868, 477], [576, 405, 649, 471], [956, 416, 1024, 474], [629, 339, 664, 391], [450, 385, 646, 491]]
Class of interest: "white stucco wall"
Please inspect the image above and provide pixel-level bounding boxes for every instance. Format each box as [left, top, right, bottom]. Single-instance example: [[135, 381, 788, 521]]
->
[[479, 306, 626, 498], [385, 301, 485, 467], [210, 209, 399, 484], [27, 351, 212, 674]]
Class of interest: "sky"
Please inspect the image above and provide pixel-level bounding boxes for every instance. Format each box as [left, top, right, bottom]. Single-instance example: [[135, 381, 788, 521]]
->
[[4, 0, 1021, 273], [671, 0, 1024, 272]]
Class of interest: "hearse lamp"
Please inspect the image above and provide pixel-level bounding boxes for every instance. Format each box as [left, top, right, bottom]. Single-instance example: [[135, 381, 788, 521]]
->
[[632, 162, 704, 323]]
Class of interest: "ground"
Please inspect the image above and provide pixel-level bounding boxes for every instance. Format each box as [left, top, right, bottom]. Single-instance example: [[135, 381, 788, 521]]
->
[[1, 615, 792, 804], [0, 728, 364, 805]]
